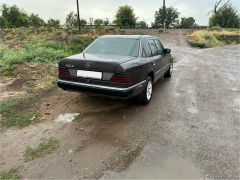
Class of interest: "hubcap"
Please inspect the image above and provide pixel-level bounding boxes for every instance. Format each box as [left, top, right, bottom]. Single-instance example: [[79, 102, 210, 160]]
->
[[146, 80, 152, 101]]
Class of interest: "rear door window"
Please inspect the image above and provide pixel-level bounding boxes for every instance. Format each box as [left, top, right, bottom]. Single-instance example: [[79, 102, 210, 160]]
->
[[154, 39, 164, 55], [142, 39, 152, 58], [147, 39, 158, 56]]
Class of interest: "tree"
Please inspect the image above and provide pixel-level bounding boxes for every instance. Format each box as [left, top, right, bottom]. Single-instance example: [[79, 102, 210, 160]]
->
[[115, 5, 137, 28], [180, 17, 195, 28], [65, 11, 86, 28], [94, 19, 104, 28], [80, 19, 87, 28], [209, 4, 240, 28], [103, 18, 110, 26], [1, 4, 29, 28], [152, 7, 179, 28], [29, 14, 46, 27], [0, 16, 8, 28], [209, 0, 230, 14], [136, 21, 148, 29], [47, 19, 61, 28], [65, 11, 77, 28]]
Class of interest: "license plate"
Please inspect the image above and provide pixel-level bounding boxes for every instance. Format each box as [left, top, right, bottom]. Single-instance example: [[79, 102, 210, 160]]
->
[[77, 70, 102, 80]]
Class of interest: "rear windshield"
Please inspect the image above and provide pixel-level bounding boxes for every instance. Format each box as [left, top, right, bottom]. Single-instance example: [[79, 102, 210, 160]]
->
[[85, 38, 140, 57]]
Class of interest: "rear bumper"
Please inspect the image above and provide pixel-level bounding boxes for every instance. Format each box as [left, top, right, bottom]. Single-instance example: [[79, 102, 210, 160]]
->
[[57, 79, 145, 99]]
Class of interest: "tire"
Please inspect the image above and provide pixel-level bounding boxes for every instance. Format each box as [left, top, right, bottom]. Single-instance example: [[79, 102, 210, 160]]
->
[[137, 76, 153, 105], [164, 59, 173, 78]]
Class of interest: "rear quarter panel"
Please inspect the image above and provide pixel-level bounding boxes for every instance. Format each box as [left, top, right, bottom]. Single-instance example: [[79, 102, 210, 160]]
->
[[118, 58, 154, 85]]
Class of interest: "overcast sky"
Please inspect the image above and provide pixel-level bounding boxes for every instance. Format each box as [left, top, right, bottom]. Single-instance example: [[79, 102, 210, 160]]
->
[[1, 0, 240, 26]]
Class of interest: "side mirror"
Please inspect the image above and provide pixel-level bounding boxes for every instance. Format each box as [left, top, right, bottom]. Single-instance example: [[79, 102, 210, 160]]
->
[[163, 48, 171, 54]]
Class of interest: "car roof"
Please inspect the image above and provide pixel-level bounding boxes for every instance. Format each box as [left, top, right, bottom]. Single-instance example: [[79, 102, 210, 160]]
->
[[99, 35, 156, 39]]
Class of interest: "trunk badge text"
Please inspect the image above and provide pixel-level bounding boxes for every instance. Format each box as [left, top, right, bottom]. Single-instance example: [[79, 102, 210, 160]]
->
[[65, 64, 74, 68]]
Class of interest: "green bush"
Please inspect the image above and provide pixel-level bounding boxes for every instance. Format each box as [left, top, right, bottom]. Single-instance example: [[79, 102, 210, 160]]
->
[[24, 41, 71, 63], [69, 35, 95, 54]]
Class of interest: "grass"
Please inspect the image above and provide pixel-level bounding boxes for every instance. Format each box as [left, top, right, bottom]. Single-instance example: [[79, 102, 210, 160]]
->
[[0, 169, 20, 180], [0, 94, 41, 128], [0, 28, 96, 76], [2, 112, 40, 128], [0, 41, 72, 76], [24, 137, 59, 161], [188, 29, 240, 48], [0, 94, 35, 115]]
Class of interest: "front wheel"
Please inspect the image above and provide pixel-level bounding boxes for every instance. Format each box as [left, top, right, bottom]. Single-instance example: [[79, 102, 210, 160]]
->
[[164, 60, 173, 78], [137, 76, 153, 105]]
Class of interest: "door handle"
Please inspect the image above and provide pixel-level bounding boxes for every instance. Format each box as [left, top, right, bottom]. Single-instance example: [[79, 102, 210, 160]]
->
[[152, 62, 156, 66]]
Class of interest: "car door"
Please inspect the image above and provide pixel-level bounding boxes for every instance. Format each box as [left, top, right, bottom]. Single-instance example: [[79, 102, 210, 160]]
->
[[154, 38, 169, 68], [147, 38, 164, 80]]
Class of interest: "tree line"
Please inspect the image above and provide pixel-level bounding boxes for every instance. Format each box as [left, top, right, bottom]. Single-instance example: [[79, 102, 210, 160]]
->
[[0, 2, 239, 29], [0, 4, 61, 28]]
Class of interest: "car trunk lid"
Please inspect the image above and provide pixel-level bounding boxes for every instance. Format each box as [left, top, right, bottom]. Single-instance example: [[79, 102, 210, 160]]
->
[[59, 53, 137, 73]]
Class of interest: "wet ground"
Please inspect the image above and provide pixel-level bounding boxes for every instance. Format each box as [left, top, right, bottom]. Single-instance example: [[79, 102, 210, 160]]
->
[[0, 30, 240, 179]]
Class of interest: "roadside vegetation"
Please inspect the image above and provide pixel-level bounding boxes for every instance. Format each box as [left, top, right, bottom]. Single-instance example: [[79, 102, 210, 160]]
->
[[0, 28, 97, 76], [0, 169, 20, 180], [0, 94, 40, 128], [24, 137, 59, 161], [187, 29, 240, 48]]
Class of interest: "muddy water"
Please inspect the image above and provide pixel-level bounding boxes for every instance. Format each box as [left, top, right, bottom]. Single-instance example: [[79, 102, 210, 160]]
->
[[103, 144, 201, 179]]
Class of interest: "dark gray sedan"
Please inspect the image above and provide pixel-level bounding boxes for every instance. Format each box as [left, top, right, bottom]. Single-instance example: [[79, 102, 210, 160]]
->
[[57, 35, 173, 104]]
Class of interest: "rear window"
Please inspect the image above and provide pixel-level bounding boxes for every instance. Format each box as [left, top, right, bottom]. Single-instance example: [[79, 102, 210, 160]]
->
[[85, 38, 140, 57]]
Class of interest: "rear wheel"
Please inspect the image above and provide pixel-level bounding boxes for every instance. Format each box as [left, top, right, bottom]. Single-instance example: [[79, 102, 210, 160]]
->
[[164, 60, 173, 78], [137, 76, 153, 105]]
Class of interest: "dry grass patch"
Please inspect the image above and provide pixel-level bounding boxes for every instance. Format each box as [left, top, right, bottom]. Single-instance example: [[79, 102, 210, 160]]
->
[[187, 29, 240, 48]]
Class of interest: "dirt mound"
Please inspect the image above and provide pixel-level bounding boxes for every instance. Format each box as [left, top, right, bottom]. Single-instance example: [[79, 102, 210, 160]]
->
[[37, 88, 125, 122]]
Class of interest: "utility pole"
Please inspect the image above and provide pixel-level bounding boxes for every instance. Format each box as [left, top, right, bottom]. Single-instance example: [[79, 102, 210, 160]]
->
[[76, 0, 81, 32], [163, 0, 166, 31]]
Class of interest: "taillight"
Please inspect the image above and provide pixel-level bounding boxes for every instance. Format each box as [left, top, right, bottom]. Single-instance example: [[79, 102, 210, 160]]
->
[[58, 68, 70, 78], [111, 74, 132, 83]]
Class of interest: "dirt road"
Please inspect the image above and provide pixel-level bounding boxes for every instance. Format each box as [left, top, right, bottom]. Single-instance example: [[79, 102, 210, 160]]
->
[[0, 30, 239, 179]]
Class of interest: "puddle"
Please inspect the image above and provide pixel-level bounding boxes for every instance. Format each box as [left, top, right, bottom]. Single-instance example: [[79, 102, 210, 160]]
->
[[55, 113, 80, 123], [103, 144, 201, 179], [111, 146, 143, 172]]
